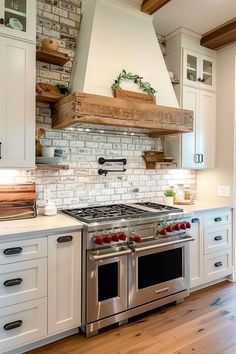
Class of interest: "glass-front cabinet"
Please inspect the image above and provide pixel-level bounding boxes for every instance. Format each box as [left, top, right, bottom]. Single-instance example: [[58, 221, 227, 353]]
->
[[183, 49, 216, 91], [0, 0, 36, 42]]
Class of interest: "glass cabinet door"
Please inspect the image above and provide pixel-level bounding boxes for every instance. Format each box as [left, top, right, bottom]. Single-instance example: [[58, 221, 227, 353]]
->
[[200, 55, 216, 91], [183, 49, 199, 87], [0, 0, 36, 42]]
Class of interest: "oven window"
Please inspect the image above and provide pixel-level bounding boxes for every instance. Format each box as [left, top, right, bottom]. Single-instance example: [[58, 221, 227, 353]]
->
[[138, 248, 183, 289], [98, 262, 118, 301]]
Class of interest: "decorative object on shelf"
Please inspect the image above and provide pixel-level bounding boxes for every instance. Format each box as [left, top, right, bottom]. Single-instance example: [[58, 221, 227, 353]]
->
[[111, 69, 157, 103], [142, 150, 176, 169], [35, 127, 46, 157], [36, 83, 64, 103], [98, 157, 127, 176], [41, 38, 59, 52], [6, 17, 23, 31], [36, 164, 69, 171], [36, 157, 62, 164], [55, 84, 71, 95], [163, 188, 175, 206]]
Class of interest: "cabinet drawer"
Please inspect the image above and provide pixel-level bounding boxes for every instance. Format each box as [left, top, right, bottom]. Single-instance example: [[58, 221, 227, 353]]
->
[[0, 298, 47, 354], [0, 237, 47, 265], [0, 258, 47, 307], [204, 250, 231, 282], [204, 225, 231, 254], [204, 210, 231, 228]]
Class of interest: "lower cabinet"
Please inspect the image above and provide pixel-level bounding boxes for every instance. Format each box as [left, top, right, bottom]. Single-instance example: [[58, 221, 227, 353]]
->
[[190, 209, 232, 290], [48, 232, 81, 334], [0, 230, 81, 353], [0, 298, 47, 354]]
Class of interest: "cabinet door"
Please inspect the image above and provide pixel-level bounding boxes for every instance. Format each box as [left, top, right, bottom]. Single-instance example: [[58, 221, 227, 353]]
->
[[196, 90, 216, 169], [182, 86, 198, 169], [189, 216, 204, 288], [0, 0, 36, 43], [48, 232, 81, 335], [200, 55, 216, 91], [183, 49, 200, 87], [0, 36, 35, 168]]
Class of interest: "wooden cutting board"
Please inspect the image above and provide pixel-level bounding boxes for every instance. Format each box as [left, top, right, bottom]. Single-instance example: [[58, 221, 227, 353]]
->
[[0, 183, 36, 203]]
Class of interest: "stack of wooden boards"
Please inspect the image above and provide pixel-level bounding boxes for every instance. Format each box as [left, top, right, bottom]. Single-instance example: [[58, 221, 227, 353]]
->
[[0, 183, 37, 221]]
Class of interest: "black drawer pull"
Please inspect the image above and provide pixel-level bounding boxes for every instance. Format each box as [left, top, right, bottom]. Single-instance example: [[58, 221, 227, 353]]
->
[[4, 278, 23, 287], [4, 320, 22, 331], [191, 218, 200, 223], [214, 236, 223, 241], [214, 217, 222, 222], [57, 236, 73, 243], [214, 261, 223, 267], [3, 247, 22, 256]]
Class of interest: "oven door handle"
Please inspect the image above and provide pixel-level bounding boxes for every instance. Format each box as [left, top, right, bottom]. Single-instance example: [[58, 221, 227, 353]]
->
[[132, 237, 195, 253], [89, 248, 132, 261]]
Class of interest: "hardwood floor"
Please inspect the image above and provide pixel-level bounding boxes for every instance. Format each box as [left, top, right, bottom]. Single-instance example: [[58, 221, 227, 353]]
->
[[28, 281, 236, 354]]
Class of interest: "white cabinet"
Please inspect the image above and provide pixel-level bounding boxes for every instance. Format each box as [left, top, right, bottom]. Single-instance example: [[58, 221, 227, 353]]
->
[[189, 216, 204, 288], [189, 209, 232, 290], [182, 86, 216, 169], [48, 232, 81, 335], [183, 49, 216, 91], [0, 0, 36, 43], [0, 35, 35, 168]]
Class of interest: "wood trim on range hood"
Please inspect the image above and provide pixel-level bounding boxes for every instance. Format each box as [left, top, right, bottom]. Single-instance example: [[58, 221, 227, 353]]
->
[[52, 92, 193, 137]]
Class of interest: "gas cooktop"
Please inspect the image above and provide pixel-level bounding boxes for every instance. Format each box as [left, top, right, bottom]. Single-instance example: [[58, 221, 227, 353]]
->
[[62, 202, 183, 224]]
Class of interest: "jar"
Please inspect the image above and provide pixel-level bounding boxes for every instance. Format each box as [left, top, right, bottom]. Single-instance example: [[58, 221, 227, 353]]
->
[[174, 184, 185, 203], [184, 186, 192, 200]]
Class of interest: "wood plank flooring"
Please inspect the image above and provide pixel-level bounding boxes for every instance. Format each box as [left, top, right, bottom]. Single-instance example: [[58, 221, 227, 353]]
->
[[28, 281, 236, 354]]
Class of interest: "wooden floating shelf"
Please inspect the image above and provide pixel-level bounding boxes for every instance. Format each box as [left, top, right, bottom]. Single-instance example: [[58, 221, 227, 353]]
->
[[36, 49, 70, 66], [145, 161, 177, 169], [36, 93, 64, 103], [36, 164, 69, 171]]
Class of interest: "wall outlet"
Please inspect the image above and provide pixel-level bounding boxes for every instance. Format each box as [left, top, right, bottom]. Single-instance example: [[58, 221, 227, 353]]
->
[[217, 185, 231, 197]]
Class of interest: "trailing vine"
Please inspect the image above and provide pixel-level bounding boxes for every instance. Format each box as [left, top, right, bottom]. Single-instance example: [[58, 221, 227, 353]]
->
[[111, 69, 157, 96]]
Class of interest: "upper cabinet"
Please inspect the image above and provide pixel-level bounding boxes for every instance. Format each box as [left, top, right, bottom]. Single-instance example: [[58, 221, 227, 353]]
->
[[0, 0, 36, 42], [183, 49, 216, 91], [0, 26, 35, 168]]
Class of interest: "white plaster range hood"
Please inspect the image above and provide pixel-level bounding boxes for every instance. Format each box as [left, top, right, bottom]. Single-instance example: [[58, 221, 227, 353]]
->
[[53, 0, 193, 135]]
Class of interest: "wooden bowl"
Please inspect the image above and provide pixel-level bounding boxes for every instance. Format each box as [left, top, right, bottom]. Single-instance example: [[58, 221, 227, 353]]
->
[[143, 151, 164, 162]]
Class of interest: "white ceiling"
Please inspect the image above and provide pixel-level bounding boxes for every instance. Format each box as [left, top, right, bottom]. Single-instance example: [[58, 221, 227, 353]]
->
[[153, 0, 236, 36]]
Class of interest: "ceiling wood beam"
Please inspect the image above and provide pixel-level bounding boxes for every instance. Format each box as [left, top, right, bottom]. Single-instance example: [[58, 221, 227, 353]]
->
[[201, 18, 236, 50], [141, 0, 172, 15]]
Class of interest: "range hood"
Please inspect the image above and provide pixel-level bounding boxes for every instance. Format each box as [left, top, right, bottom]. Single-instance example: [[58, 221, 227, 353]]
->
[[53, 0, 193, 135]]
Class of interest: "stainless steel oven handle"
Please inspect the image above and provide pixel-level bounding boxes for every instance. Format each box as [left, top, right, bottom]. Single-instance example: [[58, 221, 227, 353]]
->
[[89, 248, 132, 261], [132, 237, 195, 253]]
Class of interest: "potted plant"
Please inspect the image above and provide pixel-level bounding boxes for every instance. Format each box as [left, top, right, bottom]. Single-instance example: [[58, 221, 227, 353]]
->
[[164, 189, 175, 206]]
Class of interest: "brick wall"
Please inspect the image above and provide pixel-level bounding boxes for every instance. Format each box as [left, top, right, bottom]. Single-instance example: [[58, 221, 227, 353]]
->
[[36, 0, 81, 128]]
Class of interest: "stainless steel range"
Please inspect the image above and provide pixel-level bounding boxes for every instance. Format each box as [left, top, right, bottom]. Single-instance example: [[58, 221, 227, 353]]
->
[[62, 203, 194, 336]]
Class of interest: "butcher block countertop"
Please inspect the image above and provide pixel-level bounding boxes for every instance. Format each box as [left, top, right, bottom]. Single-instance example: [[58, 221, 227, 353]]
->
[[177, 200, 233, 214], [0, 213, 83, 240]]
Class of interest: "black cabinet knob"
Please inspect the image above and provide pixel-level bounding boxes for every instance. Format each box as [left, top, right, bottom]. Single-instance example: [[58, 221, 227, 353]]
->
[[214, 217, 222, 222], [4, 320, 23, 331], [214, 236, 223, 241], [3, 247, 22, 256], [214, 261, 223, 267], [191, 218, 200, 223], [0, 18, 4, 25], [4, 278, 23, 287], [57, 236, 73, 243]]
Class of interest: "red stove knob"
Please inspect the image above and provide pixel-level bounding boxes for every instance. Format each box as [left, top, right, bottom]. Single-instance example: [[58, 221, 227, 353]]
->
[[94, 236, 104, 245], [133, 234, 142, 243], [174, 223, 181, 231], [119, 232, 127, 241], [159, 228, 167, 236], [112, 233, 120, 242], [104, 235, 112, 243], [166, 225, 174, 233], [185, 221, 191, 229], [180, 222, 186, 230]]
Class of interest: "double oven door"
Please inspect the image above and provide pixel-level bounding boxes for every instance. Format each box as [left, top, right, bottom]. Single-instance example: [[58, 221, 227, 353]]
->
[[87, 246, 131, 323], [129, 238, 192, 308]]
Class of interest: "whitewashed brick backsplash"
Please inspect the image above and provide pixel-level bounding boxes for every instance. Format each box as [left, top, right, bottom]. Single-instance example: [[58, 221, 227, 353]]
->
[[0, 130, 196, 210]]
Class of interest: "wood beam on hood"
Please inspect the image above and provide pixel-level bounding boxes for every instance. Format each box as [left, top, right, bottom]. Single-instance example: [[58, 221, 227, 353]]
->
[[201, 18, 236, 50], [141, 0, 172, 15], [52, 92, 193, 137]]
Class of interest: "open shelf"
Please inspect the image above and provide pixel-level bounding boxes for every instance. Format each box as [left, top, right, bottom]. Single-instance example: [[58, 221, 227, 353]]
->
[[36, 93, 64, 103], [36, 164, 69, 171], [145, 161, 177, 170], [36, 49, 70, 66]]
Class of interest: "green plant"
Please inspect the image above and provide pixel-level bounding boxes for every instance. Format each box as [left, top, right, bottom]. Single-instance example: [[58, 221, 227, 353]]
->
[[55, 84, 71, 95], [164, 189, 175, 197], [111, 69, 157, 96]]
